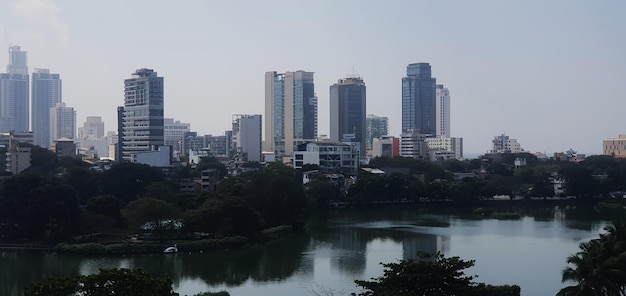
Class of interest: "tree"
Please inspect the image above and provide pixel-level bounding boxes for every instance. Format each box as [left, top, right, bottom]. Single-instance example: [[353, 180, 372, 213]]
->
[[0, 174, 80, 242], [24, 268, 178, 296], [352, 252, 520, 296], [86, 195, 124, 227], [99, 162, 164, 204], [183, 195, 265, 237], [124, 198, 180, 243]]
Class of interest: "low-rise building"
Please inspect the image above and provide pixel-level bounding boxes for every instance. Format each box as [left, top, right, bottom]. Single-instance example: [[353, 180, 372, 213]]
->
[[293, 141, 360, 175], [52, 137, 76, 157], [603, 135, 626, 158]]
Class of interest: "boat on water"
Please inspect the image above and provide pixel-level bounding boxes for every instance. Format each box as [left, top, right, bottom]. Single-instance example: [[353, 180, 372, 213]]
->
[[163, 244, 178, 254]]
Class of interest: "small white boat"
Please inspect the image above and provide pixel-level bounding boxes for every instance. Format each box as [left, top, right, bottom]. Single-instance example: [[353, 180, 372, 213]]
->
[[163, 244, 178, 254]]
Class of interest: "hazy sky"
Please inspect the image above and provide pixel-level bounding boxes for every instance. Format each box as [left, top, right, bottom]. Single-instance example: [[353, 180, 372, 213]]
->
[[0, 0, 624, 155]]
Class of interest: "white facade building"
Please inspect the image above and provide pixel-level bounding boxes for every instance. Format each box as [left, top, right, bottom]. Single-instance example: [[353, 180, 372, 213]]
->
[[232, 114, 262, 162], [491, 133, 523, 153], [77, 116, 105, 140], [293, 141, 359, 175], [50, 102, 76, 143], [400, 131, 430, 159], [164, 118, 190, 155], [435, 85, 450, 137], [424, 136, 463, 160]]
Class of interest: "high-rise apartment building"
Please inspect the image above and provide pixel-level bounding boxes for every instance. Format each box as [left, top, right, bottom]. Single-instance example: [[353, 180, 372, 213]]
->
[[401, 63, 436, 134], [366, 114, 389, 151], [121, 68, 164, 161], [330, 76, 366, 159], [435, 84, 450, 137], [264, 70, 317, 157], [77, 116, 105, 140], [0, 46, 30, 133], [32, 68, 62, 147], [232, 114, 262, 162], [164, 118, 190, 155], [50, 102, 76, 142]]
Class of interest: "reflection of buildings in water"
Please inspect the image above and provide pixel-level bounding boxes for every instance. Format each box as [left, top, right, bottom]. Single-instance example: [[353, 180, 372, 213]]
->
[[402, 234, 450, 260], [328, 227, 368, 275]]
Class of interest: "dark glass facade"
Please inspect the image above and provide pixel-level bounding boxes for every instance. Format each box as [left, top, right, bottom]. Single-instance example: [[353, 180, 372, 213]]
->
[[401, 63, 436, 134], [330, 77, 366, 158]]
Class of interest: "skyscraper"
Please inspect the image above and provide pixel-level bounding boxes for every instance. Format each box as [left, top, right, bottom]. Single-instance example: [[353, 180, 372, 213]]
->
[[77, 116, 105, 140], [401, 62, 436, 134], [330, 76, 366, 158], [32, 68, 62, 147], [0, 46, 29, 133], [50, 102, 76, 142], [435, 84, 450, 137], [121, 68, 164, 161], [264, 70, 317, 157]]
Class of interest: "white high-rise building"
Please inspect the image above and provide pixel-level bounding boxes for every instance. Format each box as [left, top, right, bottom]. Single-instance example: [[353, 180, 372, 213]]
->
[[264, 70, 317, 158], [77, 116, 105, 140], [435, 85, 450, 137], [164, 118, 190, 155], [50, 102, 76, 142], [232, 114, 262, 162], [491, 133, 523, 153], [121, 68, 164, 161]]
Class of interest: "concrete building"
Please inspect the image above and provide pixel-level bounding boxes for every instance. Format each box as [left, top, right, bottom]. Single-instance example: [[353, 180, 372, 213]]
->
[[372, 136, 400, 158], [121, 68, 164, 161], [31, 68, 62, 147], [77, 116, 105, 140], [52, 137, 76, 157], [131, 145, 171, 167], [604, 134, 626, 157], [366, 114, 388, 152], [264, 70, 317, 158], [400, 131, 430, 159], [424, 136, 463, 160], [401, 63, 436, 134], [293, 141, 360, 175], [232, 114, 262, 162], [435, 84, 450, 137], [491, 133, 523, 153], [2, 131, 33, 175], [0, 46, 29, 133], [164, 118, 190, 156], [330, 76, 366, 160], [50, 102, 76, 144]]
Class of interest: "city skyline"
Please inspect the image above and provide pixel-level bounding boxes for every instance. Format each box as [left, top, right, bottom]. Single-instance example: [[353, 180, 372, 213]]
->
[[0, 1, 624, 155]]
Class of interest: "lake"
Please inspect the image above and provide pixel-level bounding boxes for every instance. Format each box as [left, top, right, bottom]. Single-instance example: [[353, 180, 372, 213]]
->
[[0, 206, 610, 296]]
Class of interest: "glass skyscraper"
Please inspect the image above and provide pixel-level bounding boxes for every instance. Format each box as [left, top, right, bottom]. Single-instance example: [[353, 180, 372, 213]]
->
[[0, 46, 30, 133], [401, 63, 436, 134], [330, 76, 366, 159], [32, 68, 62, 147], [121, 68, 164, 161], [264, 70, 317, 157]]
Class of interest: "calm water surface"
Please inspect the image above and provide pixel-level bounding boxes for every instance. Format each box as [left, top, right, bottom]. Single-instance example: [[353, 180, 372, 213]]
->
[[0, 208, 609, 296]]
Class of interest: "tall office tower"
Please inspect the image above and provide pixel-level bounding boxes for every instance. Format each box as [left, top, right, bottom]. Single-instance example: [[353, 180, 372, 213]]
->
[[121, 68, 164, 161], [401, 62, 436, 134], [77, 116, 105, 140], [32, 68, 62, 147], [164, 118, 190, 155], [0, 46, 30, 133], [264, 70, 317, 157], [50, 102, 76, 142], [232, 114, 262, 162], [435, 85, 450, 137], [365, 114, 389, 151], [330, 76, 366, 158]]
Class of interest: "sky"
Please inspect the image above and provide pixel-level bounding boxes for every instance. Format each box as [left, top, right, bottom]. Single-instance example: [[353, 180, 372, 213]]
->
[[0, 0, 624, 156]]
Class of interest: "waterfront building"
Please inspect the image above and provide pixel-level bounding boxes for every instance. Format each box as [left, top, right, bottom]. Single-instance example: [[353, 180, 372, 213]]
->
[[0, 46, 29, 133], [293, 141, 360, 175], [330, 76, 366, 160], [435, 85, 450, 137], [366, 114, 388, 152], [264, 70, 317, 158], [401, 63, 436, 134], [31, 68, 62, 147], [232, 114, 262, 162], [50, 102, 76, 143], [120, 68, 164, 161]]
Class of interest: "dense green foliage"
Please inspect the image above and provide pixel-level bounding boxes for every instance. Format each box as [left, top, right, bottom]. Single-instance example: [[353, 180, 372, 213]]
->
[[352, 252, 520, 296], [558, 223, 626, 296], [23, 268, 178, 296]]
